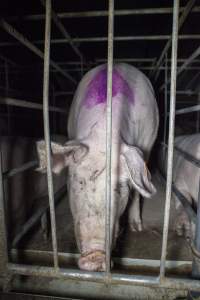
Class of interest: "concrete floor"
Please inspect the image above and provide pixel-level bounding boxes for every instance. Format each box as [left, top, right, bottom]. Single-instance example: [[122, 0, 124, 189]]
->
[[17, 170, 191, 263]]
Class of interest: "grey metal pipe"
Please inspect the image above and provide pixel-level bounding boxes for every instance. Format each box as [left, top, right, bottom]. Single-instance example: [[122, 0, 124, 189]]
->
[[42, 0, 59, 269], [7, 262, 200, 291], [3, 160, 38, 180], [153, 0, 196, 81], [0, 149, 8, 273], [160, 44, 200, 91], [164, 53, 168, 147], [40, 0, 84, 61], [0, 19, 77, 85], [1, 35, 200, 47], [7, 6, 200, 21], [196, 93, 200, 132], [105, 0, 114, 275], [12, 186, 67, 247], [160, 0, 179, 280], [0, 97, 67, 114], [173, 104, 200, 115]]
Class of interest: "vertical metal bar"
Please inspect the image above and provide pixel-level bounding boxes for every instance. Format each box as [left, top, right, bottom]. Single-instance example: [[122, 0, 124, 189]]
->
[[0, 149, 8, 272], [164, 53, 168, 147], [160, 0, 179, 280], [192, 184, 200, 278], [105, 0, 114, 275], [5, 61, 11, 135], [43, 0, 59, 269], [196, 93, 200, 133]]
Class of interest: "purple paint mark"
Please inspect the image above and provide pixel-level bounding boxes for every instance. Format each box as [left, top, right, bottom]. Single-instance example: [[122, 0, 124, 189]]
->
[[83, 68, 134, 108]]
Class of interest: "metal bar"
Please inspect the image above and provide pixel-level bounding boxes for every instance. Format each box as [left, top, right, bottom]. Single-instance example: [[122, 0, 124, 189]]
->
[[0, 19, 77, 85], [7, 263, 200, 291], [105, 0, 114, 275], [160, 0, 179, 280], [174, 145, 200, 168], [173, 104, 200, 115], [10, 249, 192, 271], [3, 160, 38, 180], [192, 184, 200, 277], [160, 44, 200, 91], [164, 53, 168, 147], [0, 148, 8, 273], [153, 0, 196, 80], [42, 0, 59, 269], [0, 53, 18, 67], [7, 6, 200, 21], [0, 97, 67, 114], [1, 35, 200, 47], [40, 0, 84, 61], [196, 93, 200, 132], [12, 186, 67, 247]]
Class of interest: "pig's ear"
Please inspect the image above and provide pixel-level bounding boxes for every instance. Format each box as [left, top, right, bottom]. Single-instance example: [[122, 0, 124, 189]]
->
[[36, 140, 89, 174], [121, 144, 156, 198]]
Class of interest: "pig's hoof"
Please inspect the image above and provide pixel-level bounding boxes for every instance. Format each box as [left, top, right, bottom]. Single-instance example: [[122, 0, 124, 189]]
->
[[129, 220, 143, 232], [175, 212, 191, 238], [78, 251, 106, 272]]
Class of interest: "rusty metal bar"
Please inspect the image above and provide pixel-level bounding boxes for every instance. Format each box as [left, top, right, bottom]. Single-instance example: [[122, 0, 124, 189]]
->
[[152, 0, 196, 80], [7, 6, 200, 21], [0, 97, 67, 114], [0, 19, 77, 85], [105, 0, 114, 275], [160, 0, 179, 280], [42, 0, 59, 269]]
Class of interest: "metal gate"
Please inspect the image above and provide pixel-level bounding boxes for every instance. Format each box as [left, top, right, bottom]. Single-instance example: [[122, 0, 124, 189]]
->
[[0, 0, 200, 298]]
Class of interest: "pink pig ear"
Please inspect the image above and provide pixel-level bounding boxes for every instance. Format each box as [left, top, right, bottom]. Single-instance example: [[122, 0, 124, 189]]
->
[[36, 140, 89, 174], [121, 143, 156, 198]]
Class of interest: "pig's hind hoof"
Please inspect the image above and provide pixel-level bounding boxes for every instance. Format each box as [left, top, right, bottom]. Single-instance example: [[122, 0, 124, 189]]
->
[[129, 220, 143, 232], [175, 212, 191, 238]]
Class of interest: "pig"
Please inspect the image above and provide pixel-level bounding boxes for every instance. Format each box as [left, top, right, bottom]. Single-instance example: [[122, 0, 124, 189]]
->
[[1, 135, 67, 242], [37, 63, 159, 271], [159, 133, 200, 238]]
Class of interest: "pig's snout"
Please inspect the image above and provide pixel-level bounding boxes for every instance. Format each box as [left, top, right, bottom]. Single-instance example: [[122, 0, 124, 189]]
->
[[78, 250, 106, 271]]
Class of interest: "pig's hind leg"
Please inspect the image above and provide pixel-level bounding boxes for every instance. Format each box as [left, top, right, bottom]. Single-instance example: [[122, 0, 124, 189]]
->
[[174, 190, 192, 238], [128, 191, 143, 232]]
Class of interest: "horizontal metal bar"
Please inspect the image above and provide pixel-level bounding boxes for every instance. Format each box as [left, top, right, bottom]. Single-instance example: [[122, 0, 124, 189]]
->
[[40, 0, 83, 61], [153, 0, 196, 81], [12, 186, 67, 247], [0, 19, 77, 85], [174, 104, 200, 115], [160, 44, 200, 91], [7, 6, 200, 21], [161, 142, 200, 169], [175, 146, 200, 168], [0, 97, 67, 114], [1, 35, 200, 47], [10, 249, 192, 271], [7, 263, 160, 285], [3, 160, 38, 180], [7, 263, 200, 290]]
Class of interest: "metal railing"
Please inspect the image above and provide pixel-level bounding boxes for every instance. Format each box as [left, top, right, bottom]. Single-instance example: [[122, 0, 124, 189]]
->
[[0, 0, 200, 297]]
